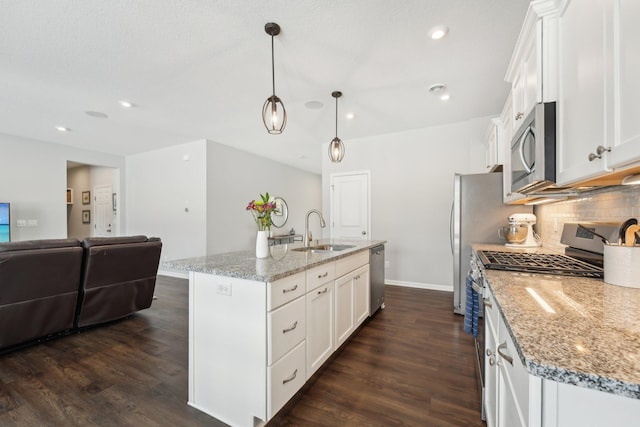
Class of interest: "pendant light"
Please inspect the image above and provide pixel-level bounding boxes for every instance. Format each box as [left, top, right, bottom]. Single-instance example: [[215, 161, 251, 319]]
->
[[262, 22, 287, 134], [328, 91, 345, 162]]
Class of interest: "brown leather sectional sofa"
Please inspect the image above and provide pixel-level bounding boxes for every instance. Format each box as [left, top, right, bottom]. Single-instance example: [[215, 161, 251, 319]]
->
[[0, 235, 162, 353]]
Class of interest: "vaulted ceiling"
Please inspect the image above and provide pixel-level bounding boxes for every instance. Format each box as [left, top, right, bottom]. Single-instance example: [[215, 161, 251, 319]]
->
[[0, 0, 529, 173]]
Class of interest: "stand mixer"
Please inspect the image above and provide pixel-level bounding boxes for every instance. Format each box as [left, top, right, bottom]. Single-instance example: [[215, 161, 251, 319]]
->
[[502, 213, 542, 247]]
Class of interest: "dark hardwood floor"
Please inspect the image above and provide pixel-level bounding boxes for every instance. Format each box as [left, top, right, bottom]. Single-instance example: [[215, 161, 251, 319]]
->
[[0, 276, 483, 426]]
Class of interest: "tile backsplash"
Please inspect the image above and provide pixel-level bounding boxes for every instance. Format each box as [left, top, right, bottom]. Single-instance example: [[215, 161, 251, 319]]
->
[[534, 185, 640, 253]]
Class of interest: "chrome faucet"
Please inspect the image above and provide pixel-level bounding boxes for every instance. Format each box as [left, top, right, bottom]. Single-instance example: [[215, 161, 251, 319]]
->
[[304, 209, 326, 247]]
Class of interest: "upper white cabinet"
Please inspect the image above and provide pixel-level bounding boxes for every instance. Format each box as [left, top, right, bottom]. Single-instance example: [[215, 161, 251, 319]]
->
[[606, 0, 640, 169], [505, 2, 557, 130], [485, 118, 503, 172], [556, 0, 640, 185]]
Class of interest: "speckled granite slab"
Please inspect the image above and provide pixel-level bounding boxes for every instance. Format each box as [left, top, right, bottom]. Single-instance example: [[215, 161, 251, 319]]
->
[[162, 239, 385, 283], [472, 244, 640, 399]]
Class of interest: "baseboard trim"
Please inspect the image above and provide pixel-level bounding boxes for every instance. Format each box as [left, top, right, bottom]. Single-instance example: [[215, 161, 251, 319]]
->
[[385, 280, 453, 293]]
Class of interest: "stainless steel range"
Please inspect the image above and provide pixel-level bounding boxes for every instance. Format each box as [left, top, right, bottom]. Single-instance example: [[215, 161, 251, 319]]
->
[[476, 222, 623, 277], [476, 250, 603, 278]]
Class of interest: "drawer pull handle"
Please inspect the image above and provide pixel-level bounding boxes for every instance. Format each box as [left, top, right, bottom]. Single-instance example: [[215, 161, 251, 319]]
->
[[497, 342, 513, 366], [282, 284, 298, 294], [282, 321, 298, 334], [318, 272, 328, 279], [282, 369, 298, 384], [483, 299, 493, 309], [317, 288, 328, 295]]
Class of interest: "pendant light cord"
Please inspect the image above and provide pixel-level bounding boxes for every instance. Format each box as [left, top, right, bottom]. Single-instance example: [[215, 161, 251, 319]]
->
[[271, 35, 276, 96], [335, 95, 339, 137]]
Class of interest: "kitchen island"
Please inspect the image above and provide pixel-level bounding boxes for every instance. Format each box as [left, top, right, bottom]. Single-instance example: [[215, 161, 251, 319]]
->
[[472, 243, 640, 426], [164, 239, 385, 427]]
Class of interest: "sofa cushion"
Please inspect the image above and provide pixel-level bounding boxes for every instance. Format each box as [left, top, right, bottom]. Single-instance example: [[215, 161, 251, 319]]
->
[[82, 235, 148, 248], [0, 238, 80, 253]]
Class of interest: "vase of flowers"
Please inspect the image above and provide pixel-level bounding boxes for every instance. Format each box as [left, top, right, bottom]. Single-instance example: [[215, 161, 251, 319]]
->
[[246, 192, 278, 258]]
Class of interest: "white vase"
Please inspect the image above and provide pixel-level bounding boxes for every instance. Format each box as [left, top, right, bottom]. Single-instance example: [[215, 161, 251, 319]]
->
[[256, 230, 269, 259]]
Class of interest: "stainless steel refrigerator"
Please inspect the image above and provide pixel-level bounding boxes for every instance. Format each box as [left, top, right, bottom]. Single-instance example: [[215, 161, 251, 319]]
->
[[451, 172, 531, 315]]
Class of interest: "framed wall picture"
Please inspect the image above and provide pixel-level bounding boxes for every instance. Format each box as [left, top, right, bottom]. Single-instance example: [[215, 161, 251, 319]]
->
[[82, 191, 91, 205], [82, 210, 90, 224]]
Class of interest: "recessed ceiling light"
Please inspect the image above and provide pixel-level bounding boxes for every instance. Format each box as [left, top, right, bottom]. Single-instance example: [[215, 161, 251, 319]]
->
[[345, 112, 355, 120], [429, 83, 450, 101], [55, 126, 70, 132], [304, 101, 323, 110], [429, 25, 449, 40], [85, 111, 108, 119], [119, 100, 134, 108]]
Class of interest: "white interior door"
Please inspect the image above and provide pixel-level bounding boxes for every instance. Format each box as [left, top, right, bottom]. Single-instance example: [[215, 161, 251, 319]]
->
[[330, 172, 370, 239], [93, 185, 113, 237]]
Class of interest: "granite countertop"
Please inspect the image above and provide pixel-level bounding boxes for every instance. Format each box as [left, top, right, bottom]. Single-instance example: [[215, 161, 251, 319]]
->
[[472, 243, 640, 399], [163, 239, 386, 283]]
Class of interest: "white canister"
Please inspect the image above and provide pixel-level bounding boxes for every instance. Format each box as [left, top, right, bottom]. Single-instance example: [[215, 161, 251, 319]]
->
[[603, 244, 640, 288]]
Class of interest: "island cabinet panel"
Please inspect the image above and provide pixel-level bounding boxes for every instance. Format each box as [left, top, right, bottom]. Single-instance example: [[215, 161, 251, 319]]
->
[[188, 272, 267, 427], [542, 379, 640, 427]]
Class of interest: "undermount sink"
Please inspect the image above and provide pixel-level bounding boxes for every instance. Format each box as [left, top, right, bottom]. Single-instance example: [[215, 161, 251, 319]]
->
[[292, 244, 355, 253]]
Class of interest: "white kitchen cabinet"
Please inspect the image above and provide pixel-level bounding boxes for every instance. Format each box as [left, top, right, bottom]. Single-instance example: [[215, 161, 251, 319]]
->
[[335, 252, 370, 349], [353, 264, 370, 327], [485, 118, 503, 172], [188, 250, 374, 426], [334, 272, 354, 348], [483, 286, 542, 427], [603, 0, 640, 169], [556, 0, 640, 185], [306, 277, 335, 379], [555, 0, 612, 185]]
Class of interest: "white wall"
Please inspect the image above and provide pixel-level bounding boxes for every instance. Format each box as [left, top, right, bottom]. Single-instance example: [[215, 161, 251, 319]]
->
[[126, 140, 208, 263], [0, 133, 125, 241], [125, 139, 322, 264], [322, 117, 489, 290], [206, 142, 322, 255]]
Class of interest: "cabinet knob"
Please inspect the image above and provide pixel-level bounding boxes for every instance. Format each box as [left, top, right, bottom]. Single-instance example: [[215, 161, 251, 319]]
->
[[515, 112, 524, 120], [588, 145, 611, 161], [483, 298, 493, 309]]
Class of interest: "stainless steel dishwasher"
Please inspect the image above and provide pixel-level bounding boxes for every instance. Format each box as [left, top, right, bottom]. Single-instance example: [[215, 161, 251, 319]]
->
[[370, 244, 385, 314]]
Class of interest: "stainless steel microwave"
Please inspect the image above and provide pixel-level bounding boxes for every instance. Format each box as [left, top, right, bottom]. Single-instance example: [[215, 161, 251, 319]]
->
[[510, 102, 556, 194]]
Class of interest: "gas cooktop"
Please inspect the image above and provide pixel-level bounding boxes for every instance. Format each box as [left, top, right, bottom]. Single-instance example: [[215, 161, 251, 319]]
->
[[476, 250, 604, 278]]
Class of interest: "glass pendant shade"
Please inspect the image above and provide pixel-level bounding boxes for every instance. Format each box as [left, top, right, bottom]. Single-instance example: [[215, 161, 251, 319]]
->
[[328, 91, 344, 163], [262, 23, 287, 134], [262, 95, 287, 134], [329, 137, 345, 162]]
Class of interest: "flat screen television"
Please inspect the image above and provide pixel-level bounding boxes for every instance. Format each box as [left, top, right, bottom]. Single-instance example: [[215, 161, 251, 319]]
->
[[0, 202, 10, 242]]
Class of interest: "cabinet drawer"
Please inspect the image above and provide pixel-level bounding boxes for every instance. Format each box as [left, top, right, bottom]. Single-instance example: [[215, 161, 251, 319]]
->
[[498, 315, 530, 424], [268, 296, 305, 366], [267, 340, 306, 419], [335, 250, 369, 278], [267, 271, 305, 311], [306, 262, 335, 291]]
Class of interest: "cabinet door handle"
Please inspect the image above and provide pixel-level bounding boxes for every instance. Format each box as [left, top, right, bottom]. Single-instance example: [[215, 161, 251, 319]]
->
[[282, 321, 298, 334], [483, 299, 493, 309], [282, 284, 298, 294], [497, 341, 513, 366], [282, 369, 298, 384], [318, 272, 328, 279], [317, 287, 328, 295]]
